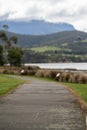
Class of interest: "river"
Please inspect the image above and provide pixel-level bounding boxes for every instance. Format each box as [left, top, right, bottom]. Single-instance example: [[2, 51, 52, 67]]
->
[[25, 63, 87, 71]]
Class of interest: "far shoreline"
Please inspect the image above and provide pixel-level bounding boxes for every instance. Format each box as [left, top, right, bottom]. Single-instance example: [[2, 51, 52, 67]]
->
[[24, 62, 87, 71]]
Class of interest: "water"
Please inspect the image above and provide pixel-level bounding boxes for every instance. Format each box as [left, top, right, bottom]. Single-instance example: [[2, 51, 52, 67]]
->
[[25, 63, 87, 70]]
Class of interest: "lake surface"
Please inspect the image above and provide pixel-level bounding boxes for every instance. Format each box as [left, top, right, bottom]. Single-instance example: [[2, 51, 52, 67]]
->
[[25, 63, 87, 71]]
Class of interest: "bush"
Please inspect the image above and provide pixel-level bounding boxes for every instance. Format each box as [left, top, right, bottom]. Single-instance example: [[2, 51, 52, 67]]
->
[[68, 74, 74, 83], [59, 72, 87, 84], [50, 71, 59, 79], [27, 70, 37, 76], [43, 70, 51, 78], [59, 72, 66, 82], [35, 70, 44, 77], [74, 74, 80, 83], [20, 65, 40, 75], [3, 69, 9, 74], [64, 73, 71, 82], [27, 66, 40, 70], [78, 74, 87, 84]]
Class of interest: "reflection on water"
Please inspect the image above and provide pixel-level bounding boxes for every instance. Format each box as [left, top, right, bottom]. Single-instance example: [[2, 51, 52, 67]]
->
[[25, 63, 87, 70]]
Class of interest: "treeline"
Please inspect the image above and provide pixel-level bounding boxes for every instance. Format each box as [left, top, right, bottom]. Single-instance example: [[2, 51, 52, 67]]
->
[[5, 30, 87, 48], [22, 50, 87, 63]]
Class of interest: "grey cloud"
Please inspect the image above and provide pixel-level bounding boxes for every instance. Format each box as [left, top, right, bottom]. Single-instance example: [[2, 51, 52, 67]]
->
[[0, 0, 87, 31], [0, 12, 16, 20], [0, 12, 10, 20], [48, 0, 66, 3], [49, 6, 87, 20], [78, 7, 87, 16]]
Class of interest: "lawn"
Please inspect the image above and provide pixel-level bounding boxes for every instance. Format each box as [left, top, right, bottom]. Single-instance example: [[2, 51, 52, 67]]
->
[[0, 74, 24, 95], [31, 46, 61, 52], [62, 82, 87, 102]]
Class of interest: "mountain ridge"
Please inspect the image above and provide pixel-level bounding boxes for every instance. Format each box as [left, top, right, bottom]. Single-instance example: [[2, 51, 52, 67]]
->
[[4, 30, 87, 48], [0, 20, 75, 35]]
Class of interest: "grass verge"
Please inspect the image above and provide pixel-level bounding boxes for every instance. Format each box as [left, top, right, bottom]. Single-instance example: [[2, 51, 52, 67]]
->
[[62, 82, 87, 102], [0, 74, 24, 96]]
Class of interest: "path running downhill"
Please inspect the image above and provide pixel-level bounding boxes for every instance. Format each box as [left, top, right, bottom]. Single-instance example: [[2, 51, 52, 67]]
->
[[0, 76, 86, 130]]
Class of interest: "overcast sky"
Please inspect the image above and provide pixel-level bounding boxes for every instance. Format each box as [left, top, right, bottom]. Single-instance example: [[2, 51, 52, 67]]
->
[[0, 0, 87, 32]]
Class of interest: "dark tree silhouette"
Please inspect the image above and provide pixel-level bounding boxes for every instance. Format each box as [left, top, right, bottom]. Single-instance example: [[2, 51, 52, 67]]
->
[[0, 45, 4, 65], [0, 31, 23, 66], [2, 24, 9, 31]]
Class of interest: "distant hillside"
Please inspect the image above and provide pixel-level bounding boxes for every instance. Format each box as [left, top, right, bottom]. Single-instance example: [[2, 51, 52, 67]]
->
[[0, 30, 87, 62], [0, 20, 75, 35], [5, 30, 87, 48]]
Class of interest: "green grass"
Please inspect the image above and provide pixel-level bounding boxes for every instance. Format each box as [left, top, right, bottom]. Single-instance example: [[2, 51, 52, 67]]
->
[[61, 43, 68, 47], [31, 46, 61, 52], [62, 82, 87, 102], [30, 45, 72, 53], [81, 39, 87, 42], [0, 74, 24, 95]]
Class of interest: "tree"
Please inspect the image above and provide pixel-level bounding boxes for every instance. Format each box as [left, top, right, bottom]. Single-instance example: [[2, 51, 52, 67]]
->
[[8, 47, 23, 66], [0, 30, 23, 66], [2, 24, 9, 31], [10, 36, 18, 44], [0, 45, 4, 66], [0, 31, 8, 41]]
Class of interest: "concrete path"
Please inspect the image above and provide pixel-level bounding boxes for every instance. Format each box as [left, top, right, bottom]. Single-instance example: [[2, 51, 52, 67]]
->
[[0, 76, 86, 130]]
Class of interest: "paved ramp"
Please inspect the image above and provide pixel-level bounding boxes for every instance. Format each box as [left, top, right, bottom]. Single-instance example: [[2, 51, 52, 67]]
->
[[0, 76, 86, 130]]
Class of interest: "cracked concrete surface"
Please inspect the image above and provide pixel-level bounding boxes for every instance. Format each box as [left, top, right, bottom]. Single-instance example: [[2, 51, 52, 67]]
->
[[0, 76, 86, 130]]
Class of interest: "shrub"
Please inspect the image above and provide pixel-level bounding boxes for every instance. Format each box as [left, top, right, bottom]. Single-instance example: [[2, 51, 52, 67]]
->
[[78, 74, 87, 84], [3, 69, 9, 74], [68, 74, 74, 83], [27, 66, 40, 70], [50, 71, 59, 79], [35, 70, 44, 77], [74, 74, 80, 83], [42, 70, 51, 78], [27, 70, 37, 76], [59, 72, 66, 82], [64, 73, 71, 82]]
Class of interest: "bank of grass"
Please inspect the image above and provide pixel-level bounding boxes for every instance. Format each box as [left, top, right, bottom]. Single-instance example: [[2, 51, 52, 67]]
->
[[62, 82, 87, 102], [31, 46, 61, 52], [31, 46, 72, 53], [0, 74, 24, 96]]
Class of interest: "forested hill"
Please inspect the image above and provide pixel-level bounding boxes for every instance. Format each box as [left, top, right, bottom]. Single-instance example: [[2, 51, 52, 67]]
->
[[6, 30, 87, 48], [1, 30, 87, 62]]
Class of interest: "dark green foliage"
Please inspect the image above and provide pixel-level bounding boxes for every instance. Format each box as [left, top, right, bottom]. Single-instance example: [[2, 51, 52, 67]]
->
[[15, 31, 87, 48], [2, 24, 9, 31], [0, 45, 4, 65], [5, 30, 87, 48], [23, 49, 87, 63], [23, 50, 49, 63], [5, 30, 87, 63], [0, 30, 23, 66], [1, 30, 87, 63], [8, 47, 23, 66], [0, 31, 8, 41], [10, 36, 18, 44]]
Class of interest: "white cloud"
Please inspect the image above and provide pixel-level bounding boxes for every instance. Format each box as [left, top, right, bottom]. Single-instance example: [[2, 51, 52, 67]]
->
[[0, 0, 87, 32]]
